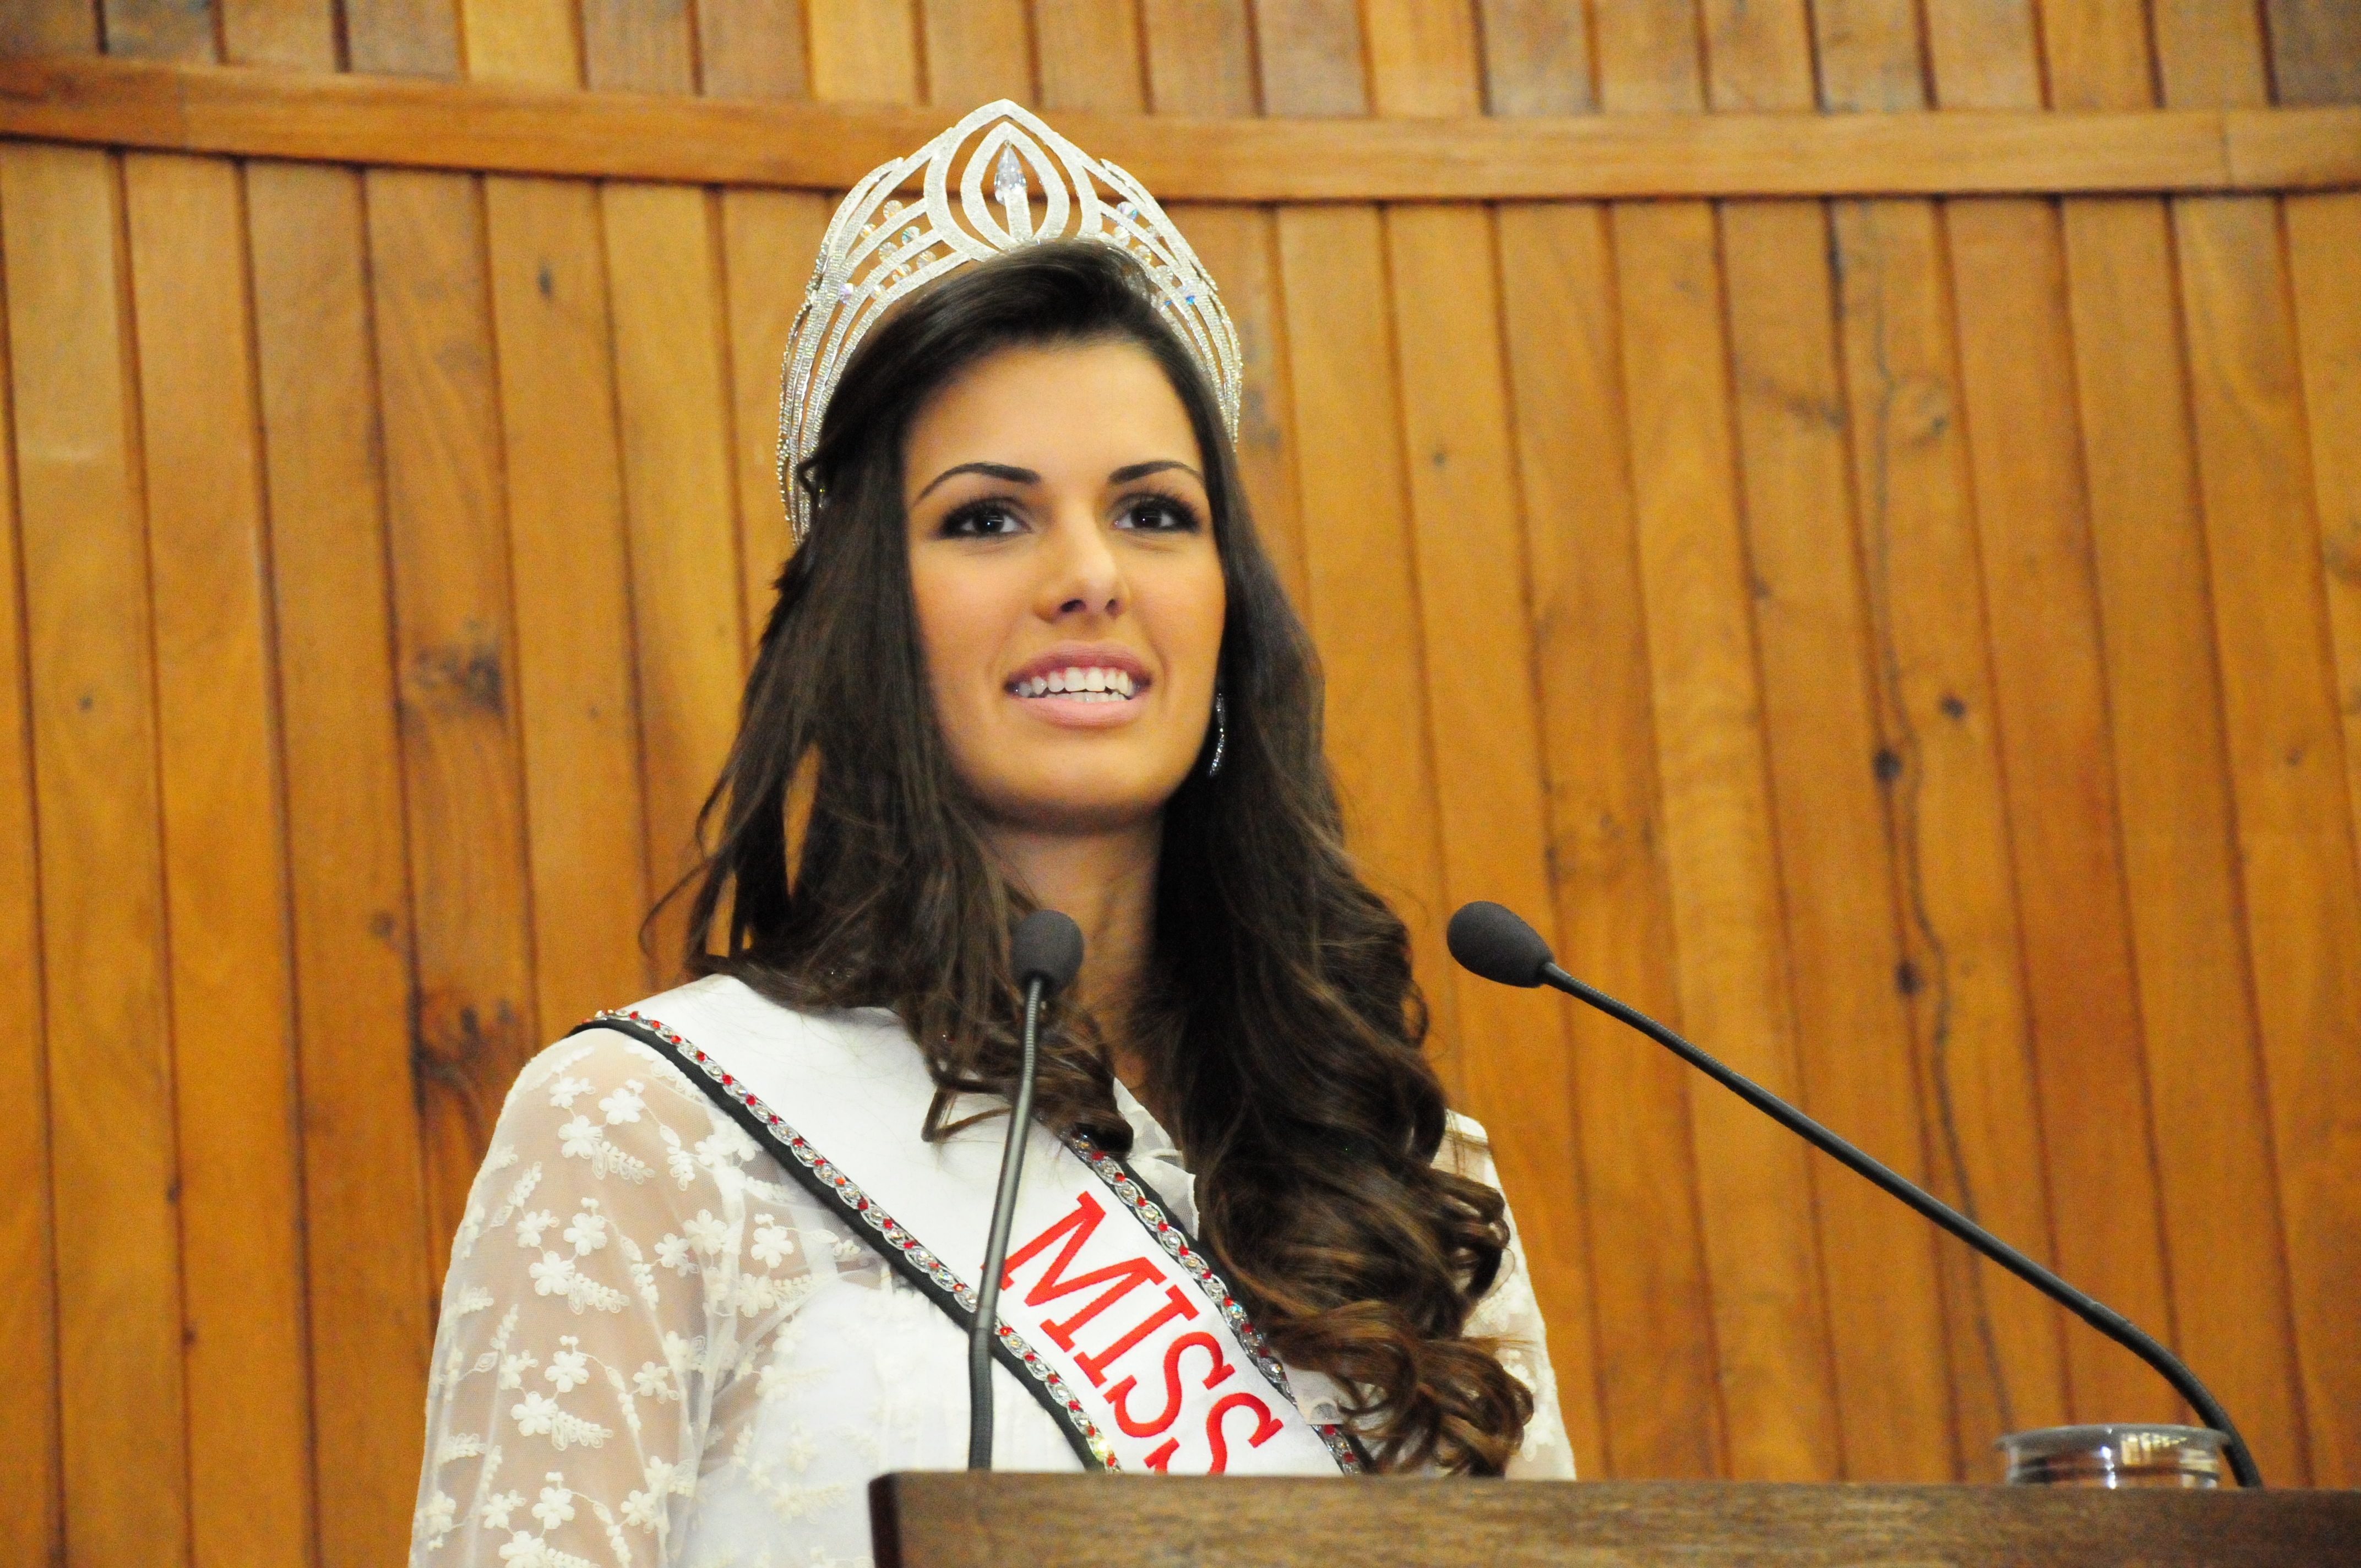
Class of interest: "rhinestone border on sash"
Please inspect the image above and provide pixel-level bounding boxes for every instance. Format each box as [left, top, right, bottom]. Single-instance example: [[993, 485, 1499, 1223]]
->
[[572, 1009, 1122, 1472]]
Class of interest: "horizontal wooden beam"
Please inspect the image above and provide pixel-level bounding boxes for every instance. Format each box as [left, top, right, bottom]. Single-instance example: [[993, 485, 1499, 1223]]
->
[[3, 54, 2356, 199]]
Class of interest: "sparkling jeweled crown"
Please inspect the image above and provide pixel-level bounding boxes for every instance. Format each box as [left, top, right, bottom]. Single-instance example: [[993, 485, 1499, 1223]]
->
[[777, 99, 1243, 545]]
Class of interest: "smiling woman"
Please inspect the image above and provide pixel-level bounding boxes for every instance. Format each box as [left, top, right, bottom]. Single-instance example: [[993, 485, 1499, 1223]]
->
[[409, 110, 1568, 1568]]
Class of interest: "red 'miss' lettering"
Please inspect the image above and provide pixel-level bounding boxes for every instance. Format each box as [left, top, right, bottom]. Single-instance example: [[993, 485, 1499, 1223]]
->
[[1002, 1191, 1198, 1384]]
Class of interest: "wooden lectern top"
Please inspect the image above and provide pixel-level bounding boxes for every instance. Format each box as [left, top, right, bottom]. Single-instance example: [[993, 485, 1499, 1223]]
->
[[870, 1473, 2361, 1567]]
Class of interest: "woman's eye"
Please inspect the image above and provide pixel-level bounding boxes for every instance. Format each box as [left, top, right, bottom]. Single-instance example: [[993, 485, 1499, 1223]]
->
[[939, 502, 1024, 538], [1119, 496, 1201, 533]]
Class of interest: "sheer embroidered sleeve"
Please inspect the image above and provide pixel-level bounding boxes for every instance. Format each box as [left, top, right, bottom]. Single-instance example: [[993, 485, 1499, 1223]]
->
[[410, 1029, 842, 1565], [1445, 1113, 1577, 1480]]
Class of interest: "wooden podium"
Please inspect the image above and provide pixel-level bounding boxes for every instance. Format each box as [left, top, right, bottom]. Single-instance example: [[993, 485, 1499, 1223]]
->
[[868, 1473, 2361, 1566]]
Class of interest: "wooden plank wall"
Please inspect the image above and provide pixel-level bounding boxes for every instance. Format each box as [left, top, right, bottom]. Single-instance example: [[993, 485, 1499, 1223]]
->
[[0, 1, 2355, 1562]]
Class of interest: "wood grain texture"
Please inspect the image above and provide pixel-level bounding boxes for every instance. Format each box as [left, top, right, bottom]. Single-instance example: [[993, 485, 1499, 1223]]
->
[[2037, 0, 2156, 111], [2266, 0, 2361, 106], [483, 175, 654, 1031], [1169, 205, 1303, 606], [0, 139, 191, 1568], [873, 1473, 2361, 1568], [0, 149, 64, 1568], [602, 181, 750, 975], [122, 148, 315, 1568], [580, 0, 695, 92], [1271, 203, 1459, 1066], [1254, 0, 1367, 115], [1360, 0, 1481, 115], [219, 0, 336, 68], [1614, 198, 1840, 1483], [1700, 0, 1815, 111], [1475, 0, 1591, 115], [1034, 0, 1148, 111], [457, 0, 579, 85], [98, 0, 218, 61], [247, 157, 437, 1566], [2175, 191, 2361, 1486], [2285, 191, 2361, 970], [1829, 196, 2071, 1449], [1721, 196, 1956, 1482], [2061, 189, 2310, 1483], [808, 0, 921, 101], [2152, 0, 2271, 110], [0, 0, 99, 55], [720, 187, 829, 645], [365, 166, 540, 1267], [1945, 195, 2179, 1425], [1499, 198, 1720, 1482], [10, 57, 2361, 197], [698, 0, 813, 99], [1384, 201, 1601, 1473], [918, 0, 1033, 105], [343, 0, 460, 76], [1140, 0, 1256, 115], [1810, 0, 1927, 111]]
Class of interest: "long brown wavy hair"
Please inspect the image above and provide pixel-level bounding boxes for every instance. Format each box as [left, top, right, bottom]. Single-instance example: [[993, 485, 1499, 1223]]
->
[[682, 242, 1533, 1473]]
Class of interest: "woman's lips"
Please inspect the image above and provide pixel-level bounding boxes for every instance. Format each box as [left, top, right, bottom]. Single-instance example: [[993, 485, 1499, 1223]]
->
[[1006, 662, 1148, 728]]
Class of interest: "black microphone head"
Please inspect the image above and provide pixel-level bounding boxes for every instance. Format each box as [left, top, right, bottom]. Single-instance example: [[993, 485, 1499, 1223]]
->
[[1448, 901, 1555, 988], [1010, 910, 1085, 994]]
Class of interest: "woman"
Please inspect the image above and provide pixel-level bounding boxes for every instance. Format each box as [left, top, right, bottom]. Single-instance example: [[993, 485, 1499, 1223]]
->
[[413, 105, 1568, 1568]]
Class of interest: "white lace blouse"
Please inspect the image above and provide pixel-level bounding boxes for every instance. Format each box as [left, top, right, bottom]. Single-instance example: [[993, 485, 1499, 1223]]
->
[[409, 1014, 1573, 1567]]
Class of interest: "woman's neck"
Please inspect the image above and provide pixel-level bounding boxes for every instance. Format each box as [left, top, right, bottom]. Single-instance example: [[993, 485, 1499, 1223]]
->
[[984, 816, 1163, 1112]]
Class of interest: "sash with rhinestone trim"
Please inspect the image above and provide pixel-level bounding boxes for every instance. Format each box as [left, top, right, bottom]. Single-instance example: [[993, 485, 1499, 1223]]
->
[[568, 975, 1362, 1477]]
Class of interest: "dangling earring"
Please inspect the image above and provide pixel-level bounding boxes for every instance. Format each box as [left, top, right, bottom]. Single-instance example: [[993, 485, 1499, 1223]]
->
[[1207, 689, 1227, 778]]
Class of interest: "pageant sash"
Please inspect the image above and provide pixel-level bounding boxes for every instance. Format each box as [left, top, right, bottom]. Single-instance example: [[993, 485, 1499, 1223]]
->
[[570, 976, 1362, 1477]]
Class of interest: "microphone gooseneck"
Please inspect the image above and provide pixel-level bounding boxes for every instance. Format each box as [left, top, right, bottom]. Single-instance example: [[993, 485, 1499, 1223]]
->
[[1448, 899, 2264, 1490], [968, 910, 1086, 1471]]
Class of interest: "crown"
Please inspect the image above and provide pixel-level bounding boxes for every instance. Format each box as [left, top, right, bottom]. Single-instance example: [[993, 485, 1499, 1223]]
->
[[776, 99, 1244, 545]]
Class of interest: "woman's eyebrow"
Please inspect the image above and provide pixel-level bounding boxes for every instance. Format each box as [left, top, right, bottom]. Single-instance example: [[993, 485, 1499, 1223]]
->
[[913, 460, 1039, 502], [1108, 460, 1203, 485]]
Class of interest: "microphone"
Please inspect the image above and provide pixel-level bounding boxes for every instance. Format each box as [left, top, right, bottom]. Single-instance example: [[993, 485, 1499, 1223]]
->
[[968, 909, 1086, 1470], [1446, 899, 2265, 1489]]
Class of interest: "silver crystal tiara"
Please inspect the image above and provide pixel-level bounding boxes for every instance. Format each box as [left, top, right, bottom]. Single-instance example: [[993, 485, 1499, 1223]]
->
[[776, 99, 1243, 545]]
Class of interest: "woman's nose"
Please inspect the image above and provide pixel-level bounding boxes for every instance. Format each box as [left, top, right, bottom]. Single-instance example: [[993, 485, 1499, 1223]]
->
[[1036, 511, 1124, 620]]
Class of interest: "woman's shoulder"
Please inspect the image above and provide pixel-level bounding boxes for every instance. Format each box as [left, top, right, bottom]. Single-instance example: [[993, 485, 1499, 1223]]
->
[[1440, 1109, 1497, 1186]]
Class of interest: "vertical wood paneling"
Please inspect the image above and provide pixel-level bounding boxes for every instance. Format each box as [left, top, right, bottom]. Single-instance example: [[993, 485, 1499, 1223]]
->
[[0, 171, 65, 1568], [1, 140, 191, 1568], [808, 0, 922, 101], [1385, 203, 1602, 1474], [2152, 0, 2271, 108], [698, 0, 813, 99], [581, 0, 694, 90], [1477, 0, 1593, 114], [1829, 196, 2071, 1447], [721, 188, 830, 645], [220, 0, 339, 69], [1168, 206, 1305, 607], [1722, 198, 1957, 1481], [344, 0, 461, 75], [248, 158, 437, 1566], [1700, 0, 1815, 109], [0, 0, 97, 53], [603, 183, 750, 972], [1272, 204, 1458, 1064], [1035, 0, 1149, 111], [2286, 192, 2361, 930], [1922, 0, 2043, 106], [1615, 197, 1841, 1483], [1141, 0, 1257, 113], [365, 167, 540, 1262], [483, 177, 654, 1031], [1946, 195, 2179, 1425], [97, 0, 216, 59], [2175, 193, 2361, 1488], [1500, 199, 1721, 1482], [2061, 190, 2311, 1483], [1361, 0, 1481, 115], [2266, 0, 2361, 104], [1811, 0, 1929, 111], [459, 0, 580, 84], [1253, 0, 1368, 114], [122, 150, 316, 1568], [920, 0, 1035, 104]]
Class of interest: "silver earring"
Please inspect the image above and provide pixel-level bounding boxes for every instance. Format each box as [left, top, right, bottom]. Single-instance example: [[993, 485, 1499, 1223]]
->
[[1207, 690, 1227, 778]]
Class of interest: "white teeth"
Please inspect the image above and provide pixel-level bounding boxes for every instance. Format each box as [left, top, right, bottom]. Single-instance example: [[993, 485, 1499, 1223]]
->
[[1009, 665, 1140, 700]]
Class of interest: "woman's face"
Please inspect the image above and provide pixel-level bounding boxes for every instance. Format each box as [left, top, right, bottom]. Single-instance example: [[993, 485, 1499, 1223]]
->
[[904, 339, 1226, 834]]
